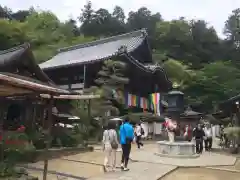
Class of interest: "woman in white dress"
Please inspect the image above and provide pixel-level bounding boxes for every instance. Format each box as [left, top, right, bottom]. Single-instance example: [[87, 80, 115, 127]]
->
[[102, 121, 119, 172]]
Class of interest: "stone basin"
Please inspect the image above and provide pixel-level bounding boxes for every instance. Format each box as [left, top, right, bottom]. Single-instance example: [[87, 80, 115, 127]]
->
[[155, 141, 199, 158]]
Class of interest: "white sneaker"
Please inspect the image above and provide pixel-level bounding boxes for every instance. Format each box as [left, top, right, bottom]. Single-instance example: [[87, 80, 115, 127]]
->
[[123, 167, 129, 171], [121, 163, 124, 169]]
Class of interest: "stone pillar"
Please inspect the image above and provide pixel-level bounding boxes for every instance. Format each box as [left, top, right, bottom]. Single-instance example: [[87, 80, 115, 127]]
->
[[168, 131, 175, 143]]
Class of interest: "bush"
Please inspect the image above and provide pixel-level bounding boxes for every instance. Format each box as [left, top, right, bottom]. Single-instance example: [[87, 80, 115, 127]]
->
[[224, 127, 240, 139], [224, 127, 240, 154], [52, 126, 83, 147], [0, 163, 38, 179], [3, 131, 37, 162]]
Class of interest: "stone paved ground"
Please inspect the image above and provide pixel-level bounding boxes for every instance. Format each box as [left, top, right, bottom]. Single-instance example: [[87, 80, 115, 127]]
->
[[88, 162, 176, 180], [25, 159, 103, 179], [131, 150, 236, 167], [26, 143, 238, 180]]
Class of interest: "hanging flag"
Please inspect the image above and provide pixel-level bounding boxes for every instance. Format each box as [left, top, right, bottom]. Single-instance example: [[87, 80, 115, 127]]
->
[[128, 93, 132, 106], [140, 97, 144, 109], [151, 93, 160, 115], [131, 94, 137, 106], [124, 91, 128, 107], [143, 98, 148, 109]]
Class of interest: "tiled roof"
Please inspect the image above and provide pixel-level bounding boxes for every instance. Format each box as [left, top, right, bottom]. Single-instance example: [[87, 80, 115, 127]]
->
[[40, 29, 148, 70], [0, 43, 53, 83], [0, 44, 27, 68]]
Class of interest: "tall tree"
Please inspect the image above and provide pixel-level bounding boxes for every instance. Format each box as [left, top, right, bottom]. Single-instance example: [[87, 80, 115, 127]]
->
[[127, 7, 162, 41], [79, 0, 94, 23], [189, 20, 221, 68], [224, 8, 240, 43], [112, 6, 125, 23], [223, 8, 240, 66], [0, 5, 12, 19]]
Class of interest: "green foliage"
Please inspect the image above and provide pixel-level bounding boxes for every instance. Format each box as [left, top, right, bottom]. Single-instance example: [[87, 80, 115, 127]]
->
[[94, 59, 129, 116], [185, 61, 240, 108], [0, 162, 36, 179], [2, 131, 37, 163], [0, 162, 18, 178], [224, 127, 240, 139], [52, 127, 83, 147], [162, 59, 194, 89]]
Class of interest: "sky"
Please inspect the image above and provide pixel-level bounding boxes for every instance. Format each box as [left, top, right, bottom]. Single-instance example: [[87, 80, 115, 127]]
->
[[1, 0, 240, 37]]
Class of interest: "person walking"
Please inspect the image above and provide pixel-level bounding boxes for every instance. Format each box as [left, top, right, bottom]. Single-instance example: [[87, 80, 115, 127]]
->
[[135, 123, 144, 149], [120, 117, 134, 171], [102, 122, 119, 172], [203, 124, 213, 151], [193, 124, 205, 154]]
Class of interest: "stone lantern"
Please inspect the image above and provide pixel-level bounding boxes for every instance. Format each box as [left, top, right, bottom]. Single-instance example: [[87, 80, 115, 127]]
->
[[167, 89, 184, 118]]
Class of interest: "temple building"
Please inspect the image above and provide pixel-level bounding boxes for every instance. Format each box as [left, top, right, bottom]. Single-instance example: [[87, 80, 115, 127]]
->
[[0, 43, 73, 130], [40, 29, 172, 113]]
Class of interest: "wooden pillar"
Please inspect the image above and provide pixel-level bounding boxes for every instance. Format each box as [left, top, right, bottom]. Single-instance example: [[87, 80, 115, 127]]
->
[[43, 97, 54, 180], [0, 100, 8, 161], [0, 102, 5, 162]]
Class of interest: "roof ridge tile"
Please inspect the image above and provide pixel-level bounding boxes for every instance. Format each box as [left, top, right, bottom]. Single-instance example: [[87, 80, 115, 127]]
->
[[0, 43, 29, 55], [58, 29, 147, 53]]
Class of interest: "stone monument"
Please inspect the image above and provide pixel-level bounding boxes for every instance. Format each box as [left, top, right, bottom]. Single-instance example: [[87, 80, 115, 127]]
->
[[156, 117, 199, 158]]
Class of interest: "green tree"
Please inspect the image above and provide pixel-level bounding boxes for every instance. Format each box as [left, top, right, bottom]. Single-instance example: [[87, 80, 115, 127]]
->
[[0, 19, 27, 50], [112, 6, 125, 23], [162, 59, 193, 89], [223, 8, 240, 66], [94, 59, 129, 116], [185, 61, 240, 109]]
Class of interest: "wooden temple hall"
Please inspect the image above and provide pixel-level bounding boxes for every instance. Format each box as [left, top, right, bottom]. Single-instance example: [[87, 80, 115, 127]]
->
[[0, 43, 101, 180], [40, 29, 172, 112], [0, 43, 98, 127]]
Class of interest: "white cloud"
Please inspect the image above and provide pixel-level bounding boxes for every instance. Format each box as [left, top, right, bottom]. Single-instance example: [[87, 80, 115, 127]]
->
[[1, 0, 240, 37]]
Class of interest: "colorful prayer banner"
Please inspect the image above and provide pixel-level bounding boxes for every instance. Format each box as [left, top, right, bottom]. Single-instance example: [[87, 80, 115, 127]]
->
[[121, 91, 161, 114], [150, 93, 161, 116]]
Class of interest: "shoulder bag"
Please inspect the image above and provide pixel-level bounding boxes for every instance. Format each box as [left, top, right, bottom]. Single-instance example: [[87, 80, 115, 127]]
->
[[108, 130, 118, 149]]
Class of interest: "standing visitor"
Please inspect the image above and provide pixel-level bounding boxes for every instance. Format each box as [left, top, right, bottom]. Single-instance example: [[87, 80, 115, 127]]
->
[[102, 122, 119, 172], [120, 117, 134, 171], [204, 124, 213, 151], [135, 123, 144, 149], [193, 124, 205, 154], [165, 117, 177, 143]]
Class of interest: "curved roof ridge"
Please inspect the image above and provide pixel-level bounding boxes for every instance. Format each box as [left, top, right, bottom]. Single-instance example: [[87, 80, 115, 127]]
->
[[0, 43, 29, 55], [122, 52, 172, 90], [0, 43, 54, 84], [58, 29, 147, 53]]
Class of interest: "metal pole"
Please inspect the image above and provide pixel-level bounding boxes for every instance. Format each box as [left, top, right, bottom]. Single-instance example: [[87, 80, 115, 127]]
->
[[43, 97, 54, 180]]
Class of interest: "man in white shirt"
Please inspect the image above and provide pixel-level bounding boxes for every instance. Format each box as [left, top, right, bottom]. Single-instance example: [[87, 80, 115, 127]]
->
[[203, 124, 213, 151], [135, 123, 144, 149]]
